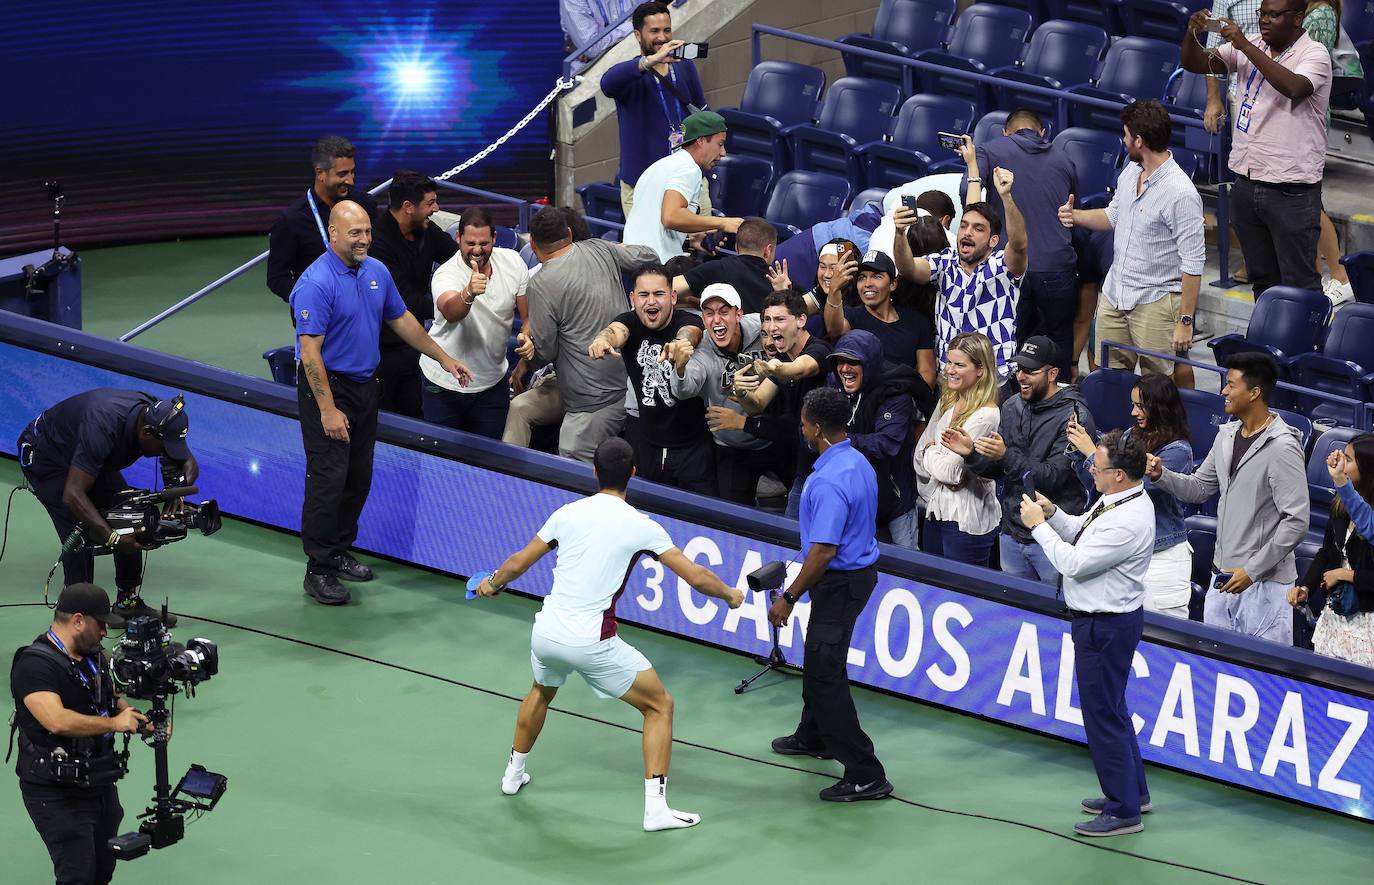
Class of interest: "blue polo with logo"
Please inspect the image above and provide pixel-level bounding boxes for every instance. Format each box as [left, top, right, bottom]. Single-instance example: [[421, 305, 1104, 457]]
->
[[290, 249, 407, 382]]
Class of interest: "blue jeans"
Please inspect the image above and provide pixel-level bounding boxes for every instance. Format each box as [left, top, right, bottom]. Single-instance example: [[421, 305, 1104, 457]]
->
[[1020, 269, 1079, 376], [785, 479, 803, 519], [421, 380, 510, 440], [887, 508, 919, 550], [922, 519, 997, 568], [999, 535, 1059, 585]]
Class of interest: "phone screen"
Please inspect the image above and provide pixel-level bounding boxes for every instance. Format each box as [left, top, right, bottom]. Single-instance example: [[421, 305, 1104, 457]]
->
[[937, 132, 964, 151]]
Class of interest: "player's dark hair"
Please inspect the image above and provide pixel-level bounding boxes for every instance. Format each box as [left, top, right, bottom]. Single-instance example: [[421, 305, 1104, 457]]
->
[[594, 438, 636, 491]]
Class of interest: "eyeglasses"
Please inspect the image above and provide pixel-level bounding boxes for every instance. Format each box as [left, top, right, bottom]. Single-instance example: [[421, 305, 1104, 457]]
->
[[1257, 9, 1298, 20]]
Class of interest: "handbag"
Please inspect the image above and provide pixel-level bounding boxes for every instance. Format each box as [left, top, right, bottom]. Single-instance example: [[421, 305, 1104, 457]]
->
[[1328, 580, 1360, 617]]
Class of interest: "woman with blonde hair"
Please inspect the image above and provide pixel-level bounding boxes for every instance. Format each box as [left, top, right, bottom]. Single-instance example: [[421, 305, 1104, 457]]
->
[[915, 331, 1001, 566]]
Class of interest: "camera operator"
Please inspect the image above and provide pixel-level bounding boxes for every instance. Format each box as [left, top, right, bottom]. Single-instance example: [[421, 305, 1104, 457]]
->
[[17, 390, 198, 627], [10, 583, 149, 885]]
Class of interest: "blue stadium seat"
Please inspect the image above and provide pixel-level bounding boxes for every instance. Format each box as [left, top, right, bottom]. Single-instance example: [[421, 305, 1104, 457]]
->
[[1116, 0, 1191, 43], [262, 346, 296, 385], [847, 187, 890, 212], [1042, 0, 1118, 31], [1343, 0, 1374, 47], [1307, 426, 1366, 539], [856, 94, 976, 190], [1290, 303, 1374, 430], [1051, 127, 1124, 207], [839, 0, 957, 93], [990, 20, 1110, 117], [1164, 70, 1220, 182], [783, 77, 902, 181], [1078, 366, 1138, 432], [708, 155, 775, 219], [1274, 408, 1314, 455], [1342, 251, 1374, 305], [718, 60, 826, 173], [494, 225, 519, 251], [1178, 387, 1227, 465], [1208, 286, 1332, 370], [1067, 37, 1181, 132], [1186, 516, 1215, 620], [764, 171, 851, 239], [576, 181, 625, 237], [914, 4, 1033, 113]]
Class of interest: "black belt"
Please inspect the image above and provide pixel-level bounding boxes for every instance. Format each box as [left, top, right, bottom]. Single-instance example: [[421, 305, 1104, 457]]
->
[[1068, 609, 1107, 619], [1237, 174, 1318, 189], [825, 564, 877, 576]]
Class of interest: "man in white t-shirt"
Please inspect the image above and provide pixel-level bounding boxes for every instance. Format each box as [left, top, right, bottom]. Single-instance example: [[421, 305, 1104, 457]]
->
[[622, 110, 744, 262], [474, 437, 744, 831], [422, 207, 529, 438]]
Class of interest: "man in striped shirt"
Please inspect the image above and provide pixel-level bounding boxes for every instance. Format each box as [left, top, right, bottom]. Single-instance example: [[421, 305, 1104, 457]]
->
[[1059, 100, 1205, 383]]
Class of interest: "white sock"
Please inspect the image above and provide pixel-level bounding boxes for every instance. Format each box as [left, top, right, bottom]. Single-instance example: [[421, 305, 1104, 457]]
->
[[507, 749, 528, 775], [643, 775, 700, 831], [644, 775, 667, 814], [501, 749, 531, 795]]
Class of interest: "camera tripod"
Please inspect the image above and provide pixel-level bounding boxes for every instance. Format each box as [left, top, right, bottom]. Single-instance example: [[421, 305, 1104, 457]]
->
[[734, 591, 799, 694]]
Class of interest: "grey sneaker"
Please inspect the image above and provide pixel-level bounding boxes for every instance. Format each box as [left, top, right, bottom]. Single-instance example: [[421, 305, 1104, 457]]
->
[[1082, 795, 1152, 814], [1074, 812, 1144, 837]]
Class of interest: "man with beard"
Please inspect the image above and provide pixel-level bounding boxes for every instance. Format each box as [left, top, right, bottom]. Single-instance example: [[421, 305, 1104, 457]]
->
[[947, 336, 1096, 584], [268, 136, 377, 306], [1058, 100, 1205, 381], [822, 248, 937, 390], [601, 2, 709, 217], [898, 168, 1028, 396], [367, 170, 461, 417], [422, 207, 530, 438], [667, 284, 773, 503], [673, 217, 777, 313], [291, 201, 472, 605], [588, 263, 712, 494]]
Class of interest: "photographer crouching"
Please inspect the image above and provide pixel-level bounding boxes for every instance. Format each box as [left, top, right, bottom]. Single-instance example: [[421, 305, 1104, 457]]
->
[[17, 389, 198, 627], [9, 584, 149, 885]]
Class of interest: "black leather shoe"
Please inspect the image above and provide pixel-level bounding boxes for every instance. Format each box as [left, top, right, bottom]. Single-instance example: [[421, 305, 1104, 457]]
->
[[304, 574, 351, 605], [336, 553, 374, 582], [114, 596, 178, 628], [770, 734, 834, 759], [819, 778, 894, 802]]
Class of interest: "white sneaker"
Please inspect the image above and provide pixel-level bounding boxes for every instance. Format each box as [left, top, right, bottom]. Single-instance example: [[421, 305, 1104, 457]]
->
[[1325, 277, 1355, 308], [643, 807, 702, 832], [501, 771, 530, 795]]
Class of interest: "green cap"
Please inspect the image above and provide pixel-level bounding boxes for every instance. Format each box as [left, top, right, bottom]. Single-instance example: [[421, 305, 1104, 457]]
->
[[680, 110, 727, 145]]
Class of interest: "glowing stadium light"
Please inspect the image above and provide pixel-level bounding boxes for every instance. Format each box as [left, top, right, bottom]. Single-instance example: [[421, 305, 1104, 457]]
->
[[390, 59, 434, 94]]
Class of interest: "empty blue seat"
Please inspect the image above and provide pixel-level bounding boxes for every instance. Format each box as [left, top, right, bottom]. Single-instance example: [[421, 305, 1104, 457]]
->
[[576, 181, 625, 238], [784, 77, 902, 181], [1042, 0, 1117, 31], [764, 171, 852, 238], [1178, 387, 1227, 464], [1290, 303, 1374, 430], [847, 186, 890, 213], [1164, 69, 1220, 182], [1343, 0, 1374, 47], [1307, 426, 1366, 538], [1051, 127, 1124, 207], [915, 4, 1033, 112], [856, 94, 976, 190], [263, 346, 296, 385], [1273, 408, 1314, 455], [708, 155, 775, 219], [1067, 37, 1181, 132], [1342, 251, 1374, 305], [840, 0, 957, 93], [1209, 286, 1333, 369], [493, 225, 519, 251], [718, 60, 826, 172], [1078, 366, 1138, 433], [990, 20, 1110, 117], [1116, 0, 1191, 43]]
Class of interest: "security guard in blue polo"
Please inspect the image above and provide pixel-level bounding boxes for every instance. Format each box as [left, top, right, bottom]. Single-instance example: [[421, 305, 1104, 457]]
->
[[768, 386, 893, 802], [290, 199, 472, 605], [17, 389, 196, 627]]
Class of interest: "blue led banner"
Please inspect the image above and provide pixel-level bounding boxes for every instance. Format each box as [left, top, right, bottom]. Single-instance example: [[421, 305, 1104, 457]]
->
[[1, 341, 1371, 820]]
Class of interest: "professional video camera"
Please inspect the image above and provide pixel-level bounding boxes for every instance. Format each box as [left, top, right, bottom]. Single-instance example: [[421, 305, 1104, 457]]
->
[[100, 487, 221, 550], [109, 614, 226, 861]]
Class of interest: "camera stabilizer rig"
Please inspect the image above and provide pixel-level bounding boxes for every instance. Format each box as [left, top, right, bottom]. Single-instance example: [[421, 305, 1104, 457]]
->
[[109, 614, 225, 861]]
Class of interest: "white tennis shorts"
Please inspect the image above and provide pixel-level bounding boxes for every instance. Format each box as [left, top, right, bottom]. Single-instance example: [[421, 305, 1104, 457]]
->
[[530, 629, 652, 699]]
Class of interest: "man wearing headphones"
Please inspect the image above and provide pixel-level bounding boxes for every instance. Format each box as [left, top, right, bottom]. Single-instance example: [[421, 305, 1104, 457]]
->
[[17, 389, 198, 627]]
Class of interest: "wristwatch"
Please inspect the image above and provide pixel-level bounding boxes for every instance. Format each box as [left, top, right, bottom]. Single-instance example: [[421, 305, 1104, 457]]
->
[[1178, 314, 1194, 326], [781, 590, 798, 605]]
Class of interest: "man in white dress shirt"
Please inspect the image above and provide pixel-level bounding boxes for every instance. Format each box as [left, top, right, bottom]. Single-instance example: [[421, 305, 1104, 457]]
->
[[1021, 429, 1156, 838]]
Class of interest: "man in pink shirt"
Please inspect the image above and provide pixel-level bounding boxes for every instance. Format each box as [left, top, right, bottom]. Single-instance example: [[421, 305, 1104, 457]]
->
[[1181, 1, 1331, 294]]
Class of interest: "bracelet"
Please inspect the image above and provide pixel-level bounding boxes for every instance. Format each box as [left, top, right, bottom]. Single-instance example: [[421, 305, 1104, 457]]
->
[[107, 530, 120, 547], [462, 293, 476, 305], [825, 299, 842, 308], [967, 177, 981, 183]]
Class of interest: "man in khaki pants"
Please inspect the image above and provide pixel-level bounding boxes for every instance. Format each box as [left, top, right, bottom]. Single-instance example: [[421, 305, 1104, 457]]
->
[[1059, 100, 1205, 385]]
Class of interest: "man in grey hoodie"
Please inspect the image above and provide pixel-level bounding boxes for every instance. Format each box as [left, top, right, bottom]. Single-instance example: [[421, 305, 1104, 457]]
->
[[1149, 353, 1309, 644]]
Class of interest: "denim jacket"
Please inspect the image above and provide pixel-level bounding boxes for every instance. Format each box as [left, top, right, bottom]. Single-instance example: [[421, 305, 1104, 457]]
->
[[1077, 433, 1193, 552]]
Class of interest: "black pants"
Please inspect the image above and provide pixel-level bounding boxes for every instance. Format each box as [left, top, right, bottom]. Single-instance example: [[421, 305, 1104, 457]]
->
[[630, 429, 718, 496], [21, 783, 123, 885], [794, 565, 885, 785], [1072, 607, 1149, 819], [1019, 269, 1079, 376], [18, 444, 141, 593], [376, 345, 422, 419], [1231, 175, 1323, 295], [715, 444, 790, 506], [298, 371, 379, 575]]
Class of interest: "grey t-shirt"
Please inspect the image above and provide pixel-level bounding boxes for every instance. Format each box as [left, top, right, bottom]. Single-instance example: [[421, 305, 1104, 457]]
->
[[528, 240, 658, 413]]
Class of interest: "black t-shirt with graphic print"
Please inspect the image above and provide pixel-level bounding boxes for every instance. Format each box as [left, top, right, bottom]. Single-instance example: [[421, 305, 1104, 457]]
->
[[616, 310, 708, 449]]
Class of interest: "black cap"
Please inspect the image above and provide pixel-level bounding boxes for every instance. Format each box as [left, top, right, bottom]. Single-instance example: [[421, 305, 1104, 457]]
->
[[145, 397, 190, 461], [856, 249, 896, 278], [55, 583, 125, 628], [1012, 335, 1062, 371]]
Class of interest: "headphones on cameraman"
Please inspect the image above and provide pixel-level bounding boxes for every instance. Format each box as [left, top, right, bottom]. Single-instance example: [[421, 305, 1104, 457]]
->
[[144, 395, 185, 440]]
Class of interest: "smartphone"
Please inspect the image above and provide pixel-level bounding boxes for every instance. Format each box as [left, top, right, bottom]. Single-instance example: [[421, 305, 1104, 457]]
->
[[900, 194, 919, 213], [938, 131, 965, 151], [672, 42, 709, 60], [1022, 469, 1036, 498], [835, 239, 859, 264], [1213, 572, 1233, 590], [1202, 17, 1226, 33]]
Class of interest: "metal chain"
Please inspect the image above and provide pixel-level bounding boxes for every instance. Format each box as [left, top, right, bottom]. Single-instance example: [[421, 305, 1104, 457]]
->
[[433, 75, 581, 182]]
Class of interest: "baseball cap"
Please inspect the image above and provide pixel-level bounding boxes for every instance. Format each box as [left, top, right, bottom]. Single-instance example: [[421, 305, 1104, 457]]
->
[[145, 397, 190, 460], [680, 110, 727, 144], [856, 249, 896, 278], [699, 283, 742, 310], [1012, 335, 1062, 371], [55, 583, 125, 628]]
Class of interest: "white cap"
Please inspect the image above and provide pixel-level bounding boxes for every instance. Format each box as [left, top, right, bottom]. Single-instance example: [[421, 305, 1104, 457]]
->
[[699, 283, 742, 310]]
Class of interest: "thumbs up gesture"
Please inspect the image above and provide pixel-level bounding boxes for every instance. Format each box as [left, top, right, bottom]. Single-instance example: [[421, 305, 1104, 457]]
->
[[467, 258, 488, 298], [1058, 194, 1075, 229]]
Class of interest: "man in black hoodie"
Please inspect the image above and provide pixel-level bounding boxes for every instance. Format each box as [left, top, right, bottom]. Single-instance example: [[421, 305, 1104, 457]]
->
[[825, 329, 936, 549], [950, 336, 1094, 584]]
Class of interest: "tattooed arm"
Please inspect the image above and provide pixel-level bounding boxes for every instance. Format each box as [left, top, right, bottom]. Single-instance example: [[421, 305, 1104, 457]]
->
[[297, 335, 350, 443]]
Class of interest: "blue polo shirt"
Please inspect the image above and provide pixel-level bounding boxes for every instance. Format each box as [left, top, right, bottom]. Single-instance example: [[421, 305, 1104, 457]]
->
[[290, 249, 407, 383], [799, 438, 880, 571]]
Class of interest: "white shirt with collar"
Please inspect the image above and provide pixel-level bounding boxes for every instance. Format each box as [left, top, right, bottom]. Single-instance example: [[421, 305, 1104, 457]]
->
[[1030, 484, 1156, 613]]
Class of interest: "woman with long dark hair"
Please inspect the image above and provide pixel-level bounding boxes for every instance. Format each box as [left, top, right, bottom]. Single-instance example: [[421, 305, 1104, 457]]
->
[[1069, 374, 1194, 616], [1289, 435, 1374, 666]]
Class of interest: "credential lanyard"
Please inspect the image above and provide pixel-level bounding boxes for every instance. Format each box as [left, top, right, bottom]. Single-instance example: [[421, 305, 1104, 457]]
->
[[306, 190, 328, 247], [1239, 43, 1296, 107], [1071, 490, 1145, 544], [654, 67, 683, 131], [45, 630, 107, 716]]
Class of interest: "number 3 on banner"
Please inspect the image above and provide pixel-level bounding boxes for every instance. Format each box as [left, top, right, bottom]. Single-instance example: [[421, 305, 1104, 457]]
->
[[636, 558, 665, 612]]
